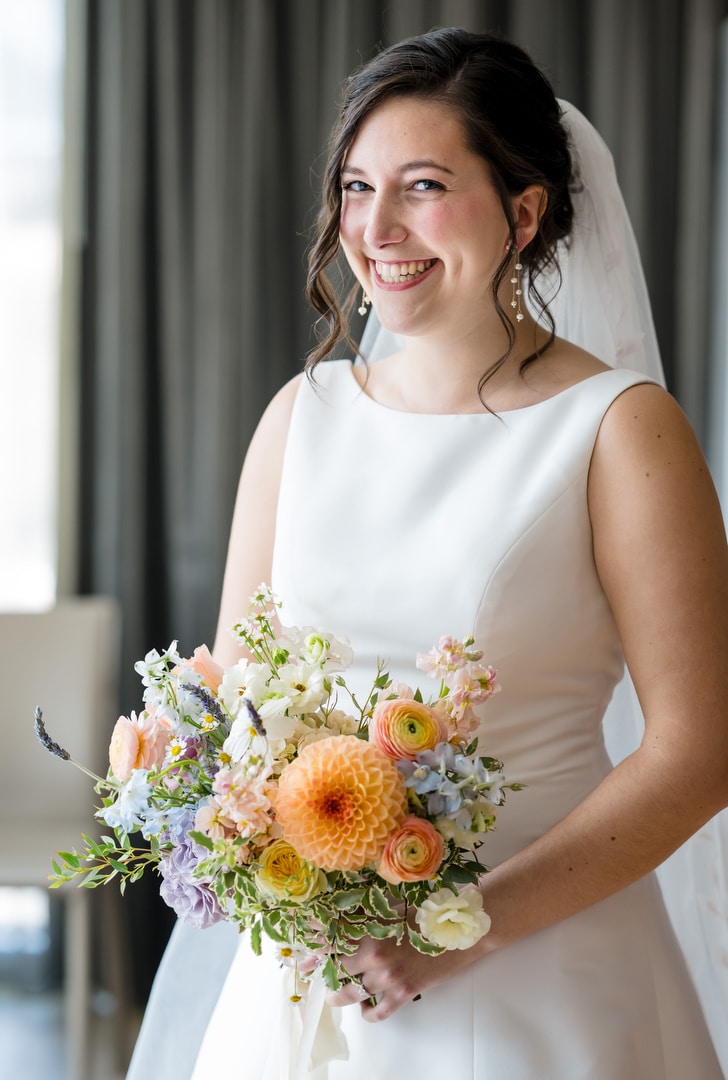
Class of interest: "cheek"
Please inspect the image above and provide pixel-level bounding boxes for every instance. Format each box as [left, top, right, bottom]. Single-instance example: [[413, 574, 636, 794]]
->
[[339, 202, 365, 247]]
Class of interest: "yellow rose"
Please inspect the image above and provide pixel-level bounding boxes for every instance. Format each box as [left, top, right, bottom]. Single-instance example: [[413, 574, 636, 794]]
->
[[254, 839, 326, 903]]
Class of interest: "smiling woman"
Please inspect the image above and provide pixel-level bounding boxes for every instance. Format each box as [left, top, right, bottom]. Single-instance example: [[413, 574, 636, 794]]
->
[[336, 95, 553, 407], [130, 27, 728, 1080]]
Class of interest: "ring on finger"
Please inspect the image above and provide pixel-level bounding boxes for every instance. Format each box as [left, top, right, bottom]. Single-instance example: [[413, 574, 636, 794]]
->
[[356, 982, 370, 1000]]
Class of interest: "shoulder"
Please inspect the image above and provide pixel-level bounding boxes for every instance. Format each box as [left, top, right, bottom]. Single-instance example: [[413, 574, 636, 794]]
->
[[591, 381, 703, 481], [588, 382, 725, 590], [248, 373, 303, 452]]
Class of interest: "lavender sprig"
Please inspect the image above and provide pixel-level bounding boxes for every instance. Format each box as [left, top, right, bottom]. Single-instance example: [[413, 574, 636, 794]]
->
[[241, 696, 266, 737], [34, 707, 71, 760], [181, 682, 230, 731], [34, 706, 110, 786]]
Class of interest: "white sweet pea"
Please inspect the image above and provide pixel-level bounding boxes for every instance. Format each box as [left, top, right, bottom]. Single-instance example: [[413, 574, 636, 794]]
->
[[220, 660, 271, 718], [278, 626, 354, 673], [223, 711, 273, 766], [134, 642, 182, 687], [265, 661, 328, 716], [415, 886, 491, 950]]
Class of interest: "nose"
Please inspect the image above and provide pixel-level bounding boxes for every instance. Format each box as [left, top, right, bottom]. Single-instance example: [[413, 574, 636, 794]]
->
[[362, 192, 407, 250]]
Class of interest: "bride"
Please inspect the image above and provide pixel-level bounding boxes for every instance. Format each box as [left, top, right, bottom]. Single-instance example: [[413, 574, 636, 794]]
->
[[128, 28, 727, 1079]]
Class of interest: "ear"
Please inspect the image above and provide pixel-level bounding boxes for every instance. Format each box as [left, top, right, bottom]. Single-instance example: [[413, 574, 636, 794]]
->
[[512, 185, 547, 249]]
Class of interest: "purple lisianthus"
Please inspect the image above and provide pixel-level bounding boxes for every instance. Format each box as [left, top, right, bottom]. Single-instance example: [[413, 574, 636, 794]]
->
[[159, 812, 225, 929]]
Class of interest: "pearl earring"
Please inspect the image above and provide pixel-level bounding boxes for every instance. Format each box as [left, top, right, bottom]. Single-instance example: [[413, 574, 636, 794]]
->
[[510, 248, 524, 323], [358, 291, 371, 316]]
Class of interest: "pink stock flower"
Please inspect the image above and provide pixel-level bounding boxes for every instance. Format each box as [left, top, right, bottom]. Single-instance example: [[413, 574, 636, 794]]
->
[[378, 815, 444, 884], [212, 765, 273, 839], [194, 797, 236, 839], [185, 645, 224, 694], [448, 664, 501, 707], [416, 635, 482, 677], [109, 710, 171, 782]]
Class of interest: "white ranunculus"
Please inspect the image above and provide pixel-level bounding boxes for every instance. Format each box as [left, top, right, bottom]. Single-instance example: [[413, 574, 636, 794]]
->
[[415, 886, 491, 951]]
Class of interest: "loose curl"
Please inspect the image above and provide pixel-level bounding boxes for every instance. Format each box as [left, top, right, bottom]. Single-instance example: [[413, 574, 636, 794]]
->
[[305, 28, 574, 394]]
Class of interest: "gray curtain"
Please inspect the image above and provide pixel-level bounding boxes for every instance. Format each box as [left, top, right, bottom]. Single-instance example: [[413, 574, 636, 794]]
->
[[67, 0, 727, 999]]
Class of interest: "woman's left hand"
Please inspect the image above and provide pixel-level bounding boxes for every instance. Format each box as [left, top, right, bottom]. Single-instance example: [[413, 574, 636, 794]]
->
[[321, 933, 482, 1021]]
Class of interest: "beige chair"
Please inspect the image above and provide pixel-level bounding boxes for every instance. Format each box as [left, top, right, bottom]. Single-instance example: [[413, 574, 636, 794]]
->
[[0, 596, 124, 1079]]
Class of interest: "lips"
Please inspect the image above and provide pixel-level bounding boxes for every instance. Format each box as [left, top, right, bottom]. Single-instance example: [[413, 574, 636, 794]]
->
[[374, 259, 435, 284]]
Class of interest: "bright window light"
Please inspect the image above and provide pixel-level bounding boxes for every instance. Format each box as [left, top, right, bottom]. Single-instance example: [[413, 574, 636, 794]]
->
[[0, 0, 64, 610]]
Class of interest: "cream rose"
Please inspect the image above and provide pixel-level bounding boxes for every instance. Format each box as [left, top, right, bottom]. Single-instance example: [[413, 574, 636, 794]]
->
[[415, 886, 491, 950]]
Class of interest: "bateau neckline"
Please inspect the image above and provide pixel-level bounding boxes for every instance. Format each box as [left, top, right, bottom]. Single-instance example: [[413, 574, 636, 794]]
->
[[343, 361, 630, 418]]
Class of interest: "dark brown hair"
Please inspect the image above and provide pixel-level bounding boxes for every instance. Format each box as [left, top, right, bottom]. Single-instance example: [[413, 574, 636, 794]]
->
[[305, 28, 573, 387]]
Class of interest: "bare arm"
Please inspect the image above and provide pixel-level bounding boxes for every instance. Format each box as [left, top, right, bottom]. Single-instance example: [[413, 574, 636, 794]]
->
[[331, 382, 728, 1018], [211, 374, 302, 668]]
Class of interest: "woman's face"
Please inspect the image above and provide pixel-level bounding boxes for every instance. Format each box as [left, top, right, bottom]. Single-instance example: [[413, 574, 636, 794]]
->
[[339, 95, 513, 344]]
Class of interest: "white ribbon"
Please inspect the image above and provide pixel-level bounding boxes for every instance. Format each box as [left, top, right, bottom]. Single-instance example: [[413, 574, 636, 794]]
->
[[281, 968, 349, 1080]]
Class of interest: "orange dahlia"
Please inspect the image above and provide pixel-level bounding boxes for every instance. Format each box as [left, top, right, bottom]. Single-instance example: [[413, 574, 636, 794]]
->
[[275, 736, 407, 871]]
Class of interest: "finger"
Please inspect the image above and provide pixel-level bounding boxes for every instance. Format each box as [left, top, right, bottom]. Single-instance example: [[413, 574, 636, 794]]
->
[[326, 979, 376, 1009]]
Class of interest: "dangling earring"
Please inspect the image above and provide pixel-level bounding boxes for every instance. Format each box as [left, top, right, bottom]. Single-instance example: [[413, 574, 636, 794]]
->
[[358, 291, 371, 316], [510, 247, 524, 323]]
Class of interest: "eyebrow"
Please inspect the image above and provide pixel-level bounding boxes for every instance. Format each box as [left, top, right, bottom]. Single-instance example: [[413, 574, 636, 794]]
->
[[341, 159, 456, 177]]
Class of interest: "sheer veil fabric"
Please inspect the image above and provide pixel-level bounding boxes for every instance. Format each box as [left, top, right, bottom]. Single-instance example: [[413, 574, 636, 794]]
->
[[359, 101, 727, 1071]]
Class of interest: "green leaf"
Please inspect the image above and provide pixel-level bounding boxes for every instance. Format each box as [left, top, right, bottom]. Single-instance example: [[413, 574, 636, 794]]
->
[[339, 921, 371, 940], [188, 830, 214, 851], [320, 956, 341, 992], [413, 687, 423, 703], [406, 927, 446, 956], [59, 851, 80, 869], [364, 920, 399, 940], [261, 913, 288, 943], [369, 885, 398, 921], [443, 863, 480, 885], [331, 888, 367, 911], [250, 921, 262, 956]]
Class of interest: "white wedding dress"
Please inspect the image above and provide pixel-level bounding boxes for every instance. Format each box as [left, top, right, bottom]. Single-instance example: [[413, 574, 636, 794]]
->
[[187, 360, 723, 1079]]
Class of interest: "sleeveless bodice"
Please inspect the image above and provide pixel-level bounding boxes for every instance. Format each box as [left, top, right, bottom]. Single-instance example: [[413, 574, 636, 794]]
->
[[188, 359, 722, 1080], [273, 361, 636, 865]]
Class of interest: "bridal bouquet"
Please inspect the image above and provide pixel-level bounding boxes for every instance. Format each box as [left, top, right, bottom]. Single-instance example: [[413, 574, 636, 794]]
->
[[36, 585, 518, 995]]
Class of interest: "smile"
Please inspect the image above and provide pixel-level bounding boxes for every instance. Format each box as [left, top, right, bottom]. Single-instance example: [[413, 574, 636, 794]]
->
[[374, 259, 435, 284]]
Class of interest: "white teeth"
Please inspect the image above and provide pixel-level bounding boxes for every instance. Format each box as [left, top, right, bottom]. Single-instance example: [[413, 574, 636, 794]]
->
[[374, 259, 434, 283]]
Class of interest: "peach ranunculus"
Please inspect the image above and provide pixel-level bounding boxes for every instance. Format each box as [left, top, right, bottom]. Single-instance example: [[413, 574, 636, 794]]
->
[[185, 645, 224, 694], [109, 710, 171, 781], [378, 815, 444, 884], [369, 699, 447, 761], [275, 736, 407, 871], [254, 839, 326, 903]]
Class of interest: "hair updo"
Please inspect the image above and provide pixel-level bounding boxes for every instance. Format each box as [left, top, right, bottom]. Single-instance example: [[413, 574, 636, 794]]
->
[[305, 27, 574, 377]]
